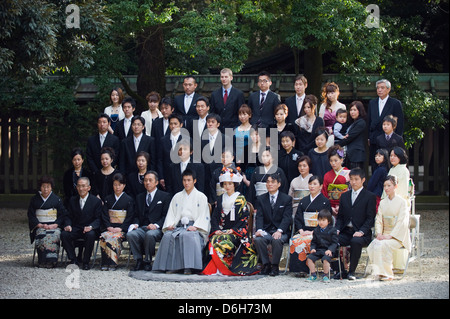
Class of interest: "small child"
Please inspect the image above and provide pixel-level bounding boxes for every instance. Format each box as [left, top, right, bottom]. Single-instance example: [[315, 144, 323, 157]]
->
[[376, 115, 405, 151], [333, 108, 348, 143], [306, 209, 339, 283]]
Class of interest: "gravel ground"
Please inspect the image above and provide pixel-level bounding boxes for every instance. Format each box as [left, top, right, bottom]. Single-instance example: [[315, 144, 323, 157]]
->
[[0, 208, 448, 300]]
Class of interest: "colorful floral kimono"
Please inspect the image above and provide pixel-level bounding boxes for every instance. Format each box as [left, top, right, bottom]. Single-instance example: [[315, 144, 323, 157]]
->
[[100, 192, 135, 267], [27, 192, 66, 266], [321, 167, 350, 212], [289, 193, 331, 273], [203, 193, 259, 276]]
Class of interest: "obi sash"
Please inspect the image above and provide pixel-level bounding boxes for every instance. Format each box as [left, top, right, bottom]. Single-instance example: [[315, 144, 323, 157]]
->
[[108, 209, 127, 224], [303, 211, 319, 228], [292, 189, 310, 205], [36, 209, 57, 223], [382, 215, 397, 234], [255, 182, 267, 197]]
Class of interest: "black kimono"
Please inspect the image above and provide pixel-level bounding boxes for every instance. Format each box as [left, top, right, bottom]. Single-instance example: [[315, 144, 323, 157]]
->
[[289, 193, 331, 273], [99, 192, 135, 267], [27, 192, 67, 265]]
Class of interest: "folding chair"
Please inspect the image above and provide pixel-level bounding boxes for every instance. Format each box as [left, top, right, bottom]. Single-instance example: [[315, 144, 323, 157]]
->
[[31, 241, 62, 267]]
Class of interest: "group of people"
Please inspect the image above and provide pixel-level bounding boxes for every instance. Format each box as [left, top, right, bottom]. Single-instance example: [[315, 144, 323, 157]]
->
[[28, 69, 412, 281]]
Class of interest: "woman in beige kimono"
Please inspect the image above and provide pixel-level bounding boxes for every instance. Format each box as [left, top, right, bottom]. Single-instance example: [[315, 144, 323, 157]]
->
[[367, 175, 411, 281]]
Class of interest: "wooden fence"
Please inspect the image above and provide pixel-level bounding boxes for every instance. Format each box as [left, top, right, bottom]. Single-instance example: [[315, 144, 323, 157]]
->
[[0, 73, 448, 195]]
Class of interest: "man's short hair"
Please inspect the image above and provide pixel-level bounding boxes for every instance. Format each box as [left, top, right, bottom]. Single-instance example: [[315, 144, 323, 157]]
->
[[168, 113, 183, 124], [294, 74, 307, 85], [144, 170, 159, 182], [376, 79, 391, 89], [77, 176, 91, 186], [206, 113, 221, 124], [349, 167, 365, 180], [267, 173, 282, 184], [122, 97, 136, 109], [182, 168, 196, 180]]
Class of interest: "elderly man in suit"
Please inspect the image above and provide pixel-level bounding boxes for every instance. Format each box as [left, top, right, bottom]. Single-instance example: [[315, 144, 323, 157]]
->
[[367, 79, 404, 171], [248, 71, 281, 129], [209, 68, 245, 131], [61, 177, 103, 270], [127, 171, 171, 271], [254, 173, 293, 276], [86, 113, 120, 174], [334, 167, 376, 280]]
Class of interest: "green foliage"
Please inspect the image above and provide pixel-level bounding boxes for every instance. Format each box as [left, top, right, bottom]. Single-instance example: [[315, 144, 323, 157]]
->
[[169, 1, 249, 73], [16, 78, 98, 178]]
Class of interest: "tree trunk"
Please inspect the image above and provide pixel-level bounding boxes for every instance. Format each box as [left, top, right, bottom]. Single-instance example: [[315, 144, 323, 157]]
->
[[136, 25, 166, 114], [303, 46, 323, 100]]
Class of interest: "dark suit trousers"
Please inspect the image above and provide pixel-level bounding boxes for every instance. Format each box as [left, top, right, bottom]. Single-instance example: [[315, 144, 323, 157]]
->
[[254, 233, 288, 266], [337, 227, 372, 273], [61, 229, 98, 264]]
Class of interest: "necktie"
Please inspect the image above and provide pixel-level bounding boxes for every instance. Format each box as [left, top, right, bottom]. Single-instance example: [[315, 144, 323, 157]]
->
[[100, 134, 105, 147], [181, 162, 187, 173], [80, 198, 85, 210], [147, 193, 152, 206], [270, 195, 275, 209], [223, 89, 228, 105], [260, 92, 266, 108], [352, 191, 357, 205], [386, 134, 391, 141]]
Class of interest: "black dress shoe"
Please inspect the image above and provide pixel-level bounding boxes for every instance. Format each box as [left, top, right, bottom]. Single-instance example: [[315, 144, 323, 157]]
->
[[333, 271, 348, 280], [133, 259, 144, 271], [144, 261, 152, 271], [82, 263, 90, 270], [269, 265, 279, 276], [260, 264, 272, 276]]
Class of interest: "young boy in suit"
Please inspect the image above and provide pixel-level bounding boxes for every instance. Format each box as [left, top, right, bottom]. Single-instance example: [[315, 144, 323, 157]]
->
[[306, 209, 339, 282]]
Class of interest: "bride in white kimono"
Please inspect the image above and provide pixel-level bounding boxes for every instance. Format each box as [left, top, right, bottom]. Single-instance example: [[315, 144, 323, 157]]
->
[[367, 175, 411, 281], [152, 169, 210, 274]]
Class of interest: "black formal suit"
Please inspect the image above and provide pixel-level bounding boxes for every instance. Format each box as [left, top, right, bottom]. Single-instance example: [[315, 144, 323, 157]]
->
[[210, 86, 245, 130], [62, 167, 93, 207], [185, 117, 208, 145], [133, 189, 171, 229], [157, 133, 183, 181], [285, 94, 305, 125], [86, 132, 120, 174], [119, 134, 156, 176], [173, 93, 203, 126], [335, 187, 376, 274], [337, 118, 367, 166], [114, 117, 133, 141], [375, 132, 405, 152], [367, 96, 404, 169], [150, 117, 170, 143], [61, 193, 102, 264], [248, 90, 281, 128], [166, 161, 205, 196], [254, 191, 293, 266], [127, 189, 171, 263], [200, 131, 232, 202], [125, 171, 146, 200]]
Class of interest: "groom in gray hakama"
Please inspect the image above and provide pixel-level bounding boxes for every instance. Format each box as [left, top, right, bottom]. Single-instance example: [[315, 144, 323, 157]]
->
[[153, 169, 211, 274]]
